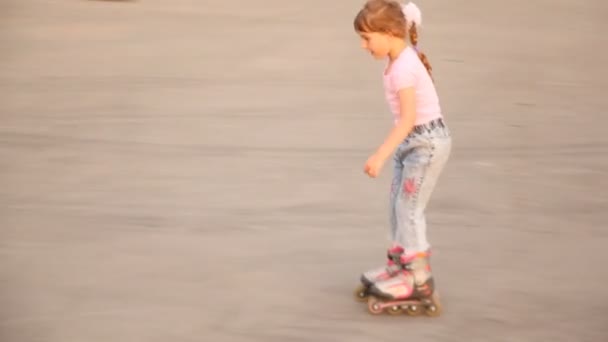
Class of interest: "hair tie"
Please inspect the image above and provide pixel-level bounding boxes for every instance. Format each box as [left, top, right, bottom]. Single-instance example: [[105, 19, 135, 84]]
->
[[401, 2, 422, 29]]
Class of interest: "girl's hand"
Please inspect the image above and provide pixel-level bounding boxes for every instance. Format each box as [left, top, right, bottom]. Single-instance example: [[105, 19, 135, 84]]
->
[[364, 88, 416, 179], [364, 153, 386, 178]]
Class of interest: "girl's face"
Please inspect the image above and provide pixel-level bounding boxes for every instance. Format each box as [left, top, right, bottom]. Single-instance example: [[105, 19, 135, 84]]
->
[[358, 31, 391, 59]]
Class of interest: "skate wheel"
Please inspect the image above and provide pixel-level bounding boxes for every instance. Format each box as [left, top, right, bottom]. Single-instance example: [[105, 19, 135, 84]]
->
[[387, 305, 403, 315], [367, 296, 384, 315], [406, 304, 423, 316], [353, 284, 369, 303], [424, 292, 442, 317]]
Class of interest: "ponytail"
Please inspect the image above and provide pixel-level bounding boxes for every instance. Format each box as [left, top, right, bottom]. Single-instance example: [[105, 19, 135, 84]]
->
[[401, 2, 433, 81], [408, 24, 433, 81]]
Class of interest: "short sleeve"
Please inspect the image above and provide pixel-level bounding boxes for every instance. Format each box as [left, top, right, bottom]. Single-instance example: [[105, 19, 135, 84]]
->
[[390, 58, 416, 91]]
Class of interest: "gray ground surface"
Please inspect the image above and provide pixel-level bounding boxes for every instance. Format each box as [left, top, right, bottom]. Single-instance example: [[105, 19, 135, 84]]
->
[[1, 0, 608, 341]]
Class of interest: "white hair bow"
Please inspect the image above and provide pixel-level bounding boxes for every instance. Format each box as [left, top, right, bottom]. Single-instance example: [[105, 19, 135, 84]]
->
[[401, 2, 422, 28]]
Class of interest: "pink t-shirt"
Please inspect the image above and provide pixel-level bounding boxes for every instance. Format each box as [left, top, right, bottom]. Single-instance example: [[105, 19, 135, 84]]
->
[[383, 46, 442, 125]]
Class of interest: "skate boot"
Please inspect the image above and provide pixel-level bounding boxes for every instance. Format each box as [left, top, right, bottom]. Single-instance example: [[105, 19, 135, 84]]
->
[[366, 251, 442, 317], [353, 246, 404, 302]]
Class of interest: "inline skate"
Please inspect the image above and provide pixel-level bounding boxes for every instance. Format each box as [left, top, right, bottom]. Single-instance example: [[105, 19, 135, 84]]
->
[[353, 245, 404, 302], [365, 251, 442, 317]]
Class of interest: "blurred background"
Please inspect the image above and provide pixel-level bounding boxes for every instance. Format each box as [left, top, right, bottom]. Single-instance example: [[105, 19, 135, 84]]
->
[[1, 0, 607, 341]]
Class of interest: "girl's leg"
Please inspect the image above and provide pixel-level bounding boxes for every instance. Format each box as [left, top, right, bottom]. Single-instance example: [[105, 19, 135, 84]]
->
[[389, 155, 404, 244], [395, 134, 451, 254], [365, 124, 452, 310]]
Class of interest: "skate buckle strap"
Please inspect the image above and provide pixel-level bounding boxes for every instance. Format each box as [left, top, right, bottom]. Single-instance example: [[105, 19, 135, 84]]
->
[[401, 251, 430, 262], [387, 246, 404, 263]]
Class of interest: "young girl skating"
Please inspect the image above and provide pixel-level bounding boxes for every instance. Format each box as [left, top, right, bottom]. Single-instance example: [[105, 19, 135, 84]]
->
[[352, 0, 452, 316]]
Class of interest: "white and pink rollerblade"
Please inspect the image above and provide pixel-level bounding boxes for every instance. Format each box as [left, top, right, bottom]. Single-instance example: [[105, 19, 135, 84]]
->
[[353, 246, 405, 302], [363, 251, 442, 317]]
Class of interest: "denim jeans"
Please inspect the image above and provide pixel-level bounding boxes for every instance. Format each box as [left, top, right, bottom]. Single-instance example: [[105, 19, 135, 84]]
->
[[389, 118, 451, 254]]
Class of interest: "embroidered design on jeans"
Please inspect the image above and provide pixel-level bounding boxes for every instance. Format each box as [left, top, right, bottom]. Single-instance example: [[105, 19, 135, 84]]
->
[[404, 178, 416, 194]]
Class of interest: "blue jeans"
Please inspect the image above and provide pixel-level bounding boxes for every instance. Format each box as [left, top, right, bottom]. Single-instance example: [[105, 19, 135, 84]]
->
[[389, 118, 451, 253]]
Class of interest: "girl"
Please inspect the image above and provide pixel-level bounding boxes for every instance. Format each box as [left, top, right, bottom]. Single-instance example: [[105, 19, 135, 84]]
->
[[352, 0, 451, 316]]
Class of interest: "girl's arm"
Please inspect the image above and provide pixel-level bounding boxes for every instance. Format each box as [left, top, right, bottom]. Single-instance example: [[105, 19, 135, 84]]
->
[[374, 87, 417, 162]]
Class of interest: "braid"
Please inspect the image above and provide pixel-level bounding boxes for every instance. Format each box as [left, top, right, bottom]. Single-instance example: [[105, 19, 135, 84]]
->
[[408, 24, 433, 81]]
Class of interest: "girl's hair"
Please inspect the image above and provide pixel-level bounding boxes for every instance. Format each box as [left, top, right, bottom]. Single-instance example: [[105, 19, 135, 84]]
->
[[354, 0, 433, 80]]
